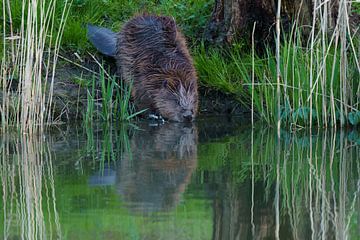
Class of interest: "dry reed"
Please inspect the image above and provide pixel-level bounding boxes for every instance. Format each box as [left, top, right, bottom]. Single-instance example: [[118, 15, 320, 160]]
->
[[1, 0, 71, 133], [267, 0, 358, 128]]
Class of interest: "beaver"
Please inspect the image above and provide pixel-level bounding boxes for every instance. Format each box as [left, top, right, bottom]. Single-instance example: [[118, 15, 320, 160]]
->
[[87, 15, 198, 122]]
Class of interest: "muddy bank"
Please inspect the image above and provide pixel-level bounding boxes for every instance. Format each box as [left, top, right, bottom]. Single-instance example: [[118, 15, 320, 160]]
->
[[0, 55, 248, 122], [47, 56, 249, 121]]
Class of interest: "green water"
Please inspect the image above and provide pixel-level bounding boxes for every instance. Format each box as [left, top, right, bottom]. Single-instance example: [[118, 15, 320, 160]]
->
[[0, 118, 359, 240]]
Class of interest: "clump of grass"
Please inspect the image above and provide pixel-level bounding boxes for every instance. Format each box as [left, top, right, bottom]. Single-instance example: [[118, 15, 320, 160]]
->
[[84, 66, 145, 125], [1, 0, 71, 132]]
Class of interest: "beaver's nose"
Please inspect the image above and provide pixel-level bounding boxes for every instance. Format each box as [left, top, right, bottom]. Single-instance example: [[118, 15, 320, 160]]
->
[[183, 114, 193, 122]]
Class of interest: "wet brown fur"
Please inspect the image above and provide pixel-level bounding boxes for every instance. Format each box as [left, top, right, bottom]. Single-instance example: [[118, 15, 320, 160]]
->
[[116, 14, 198, 122]]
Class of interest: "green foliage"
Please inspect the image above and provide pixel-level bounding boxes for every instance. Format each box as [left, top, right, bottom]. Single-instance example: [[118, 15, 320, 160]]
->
[[85, 75, 96, 125], [353, 2, 360, 14], [195, 32, 359, 127], [1, 0, 212, 52], [347, 130, 360, 144], [151, 0, 213, 41], [348, 110, 360, 126], [194, 44, 243, 95], [61, 0, 212, 51]]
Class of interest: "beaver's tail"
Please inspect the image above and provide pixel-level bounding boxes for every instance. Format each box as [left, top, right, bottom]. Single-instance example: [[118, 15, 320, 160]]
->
[[87, 24, 117, 57]]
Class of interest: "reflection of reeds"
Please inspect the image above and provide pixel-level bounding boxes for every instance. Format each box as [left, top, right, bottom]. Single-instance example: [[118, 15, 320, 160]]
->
[[208, 126, 358, 239], [275, 129, 358, 239], [85, 123, 133, 172], [1, 0, 71, 132], [0, 134, 61, 239]]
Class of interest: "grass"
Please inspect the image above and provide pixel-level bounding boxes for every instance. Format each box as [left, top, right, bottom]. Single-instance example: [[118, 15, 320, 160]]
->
[[68, 0, 360, 128], [1, 0, 359, 129], [84, 66, 145, 125], [57, 0, 212, 52]]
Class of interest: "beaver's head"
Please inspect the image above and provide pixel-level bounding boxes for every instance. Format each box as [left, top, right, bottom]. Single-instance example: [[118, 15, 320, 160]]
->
[[154, 79, 198, 122]]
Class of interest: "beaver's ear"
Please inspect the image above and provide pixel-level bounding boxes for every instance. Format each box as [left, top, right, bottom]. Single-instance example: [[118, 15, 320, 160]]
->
[[161, 16, 177, 41], [87, 24, 117, 57], [162, 80, 168, 88]]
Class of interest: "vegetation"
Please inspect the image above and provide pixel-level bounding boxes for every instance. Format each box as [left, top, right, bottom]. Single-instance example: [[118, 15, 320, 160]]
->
[[196, 2, 360, 128], [0, 1, 358, 239], [49, 0, 212, 52], [1, 0, 359, 129], [84, 66, 145, 126], [195, 34, 359, 127], [0, 0, 71, 132], [1, 0, 213, 129]]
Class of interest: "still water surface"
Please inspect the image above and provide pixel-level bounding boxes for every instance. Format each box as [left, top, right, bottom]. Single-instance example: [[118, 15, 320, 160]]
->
[[0, 118, 359, 239]]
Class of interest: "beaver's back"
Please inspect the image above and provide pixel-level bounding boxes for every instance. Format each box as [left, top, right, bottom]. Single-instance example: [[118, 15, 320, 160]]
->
[[117, 15, 192, 71], [116, 15, 195, 110]]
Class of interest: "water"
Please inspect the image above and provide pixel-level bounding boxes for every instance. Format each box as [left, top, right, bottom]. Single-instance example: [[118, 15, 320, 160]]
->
[[0, 118, 359, 240]]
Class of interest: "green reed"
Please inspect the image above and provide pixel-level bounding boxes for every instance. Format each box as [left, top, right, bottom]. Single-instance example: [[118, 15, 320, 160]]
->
[[195, 1, 359, 128], [84, 67, 145, 125]]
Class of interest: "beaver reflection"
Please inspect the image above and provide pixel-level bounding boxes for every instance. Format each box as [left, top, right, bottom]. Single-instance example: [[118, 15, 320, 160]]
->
[[117, 123, 197, 213]]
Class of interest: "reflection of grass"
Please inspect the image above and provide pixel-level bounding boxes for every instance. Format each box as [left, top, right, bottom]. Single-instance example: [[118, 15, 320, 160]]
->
[[1, 124, 358, 239], [198, 127, 358, 184], [53, 123, 212, 238], [56, 125, 359, 239], [84, 123, 133, 174]]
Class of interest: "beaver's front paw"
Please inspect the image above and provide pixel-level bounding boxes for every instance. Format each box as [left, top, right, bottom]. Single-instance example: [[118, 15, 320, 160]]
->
[[148, 113, 165, 123]]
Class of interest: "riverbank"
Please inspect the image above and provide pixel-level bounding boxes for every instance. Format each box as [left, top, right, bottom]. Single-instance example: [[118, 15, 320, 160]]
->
[[1, 0, 359, 128]]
